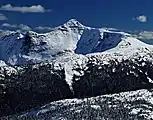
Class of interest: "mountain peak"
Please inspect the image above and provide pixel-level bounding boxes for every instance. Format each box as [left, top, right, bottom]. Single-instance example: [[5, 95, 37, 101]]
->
[[64, 19, 84, 28], [67, 18, 80, 23]]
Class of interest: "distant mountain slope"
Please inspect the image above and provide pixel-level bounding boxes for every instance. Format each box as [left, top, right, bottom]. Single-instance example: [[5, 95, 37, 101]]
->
[[0, 19, 153, 65]]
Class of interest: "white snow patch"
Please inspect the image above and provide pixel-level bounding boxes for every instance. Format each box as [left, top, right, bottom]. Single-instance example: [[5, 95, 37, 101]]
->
[[147, 77, 153, 83], [91, 105, 101, 110]]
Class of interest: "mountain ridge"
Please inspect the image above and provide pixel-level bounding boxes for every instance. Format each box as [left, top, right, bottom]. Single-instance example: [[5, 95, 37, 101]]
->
[[0, 19, 152, 66]]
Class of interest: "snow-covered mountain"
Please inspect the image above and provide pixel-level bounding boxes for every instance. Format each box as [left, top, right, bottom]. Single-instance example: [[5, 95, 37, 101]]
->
[[1, 19, 153, 119], [0, 19, 153, 66]]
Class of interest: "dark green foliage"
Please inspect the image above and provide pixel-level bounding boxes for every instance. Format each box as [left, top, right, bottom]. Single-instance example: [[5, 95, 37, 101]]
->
[[72, 58, 153, 98], [0, 63, 73, 117], [1, 57, 153, 117]]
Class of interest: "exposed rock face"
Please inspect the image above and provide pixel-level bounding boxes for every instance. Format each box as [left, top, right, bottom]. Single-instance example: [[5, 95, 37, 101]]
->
[[0, 56, 153, 117]]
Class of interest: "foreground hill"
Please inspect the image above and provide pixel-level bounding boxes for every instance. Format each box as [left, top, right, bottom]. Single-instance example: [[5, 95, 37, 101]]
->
[[6, 89, 153, 120]]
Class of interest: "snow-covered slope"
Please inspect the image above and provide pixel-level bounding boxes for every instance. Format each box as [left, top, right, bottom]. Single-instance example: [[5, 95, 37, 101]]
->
[[0, 30, 16, 38], [0, 19, 153, 65], [5, 89, 153, 120], [1, 19, 153, 119], [0, 60, 6, 67]]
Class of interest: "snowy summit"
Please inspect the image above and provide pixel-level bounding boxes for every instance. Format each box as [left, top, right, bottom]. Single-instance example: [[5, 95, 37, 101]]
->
[[0, 19, 152, 66]]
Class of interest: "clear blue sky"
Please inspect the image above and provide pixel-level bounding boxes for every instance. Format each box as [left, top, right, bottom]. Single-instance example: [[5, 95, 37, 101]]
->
[[0, 0, 153, 31]]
